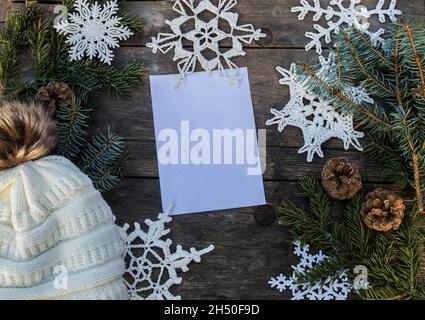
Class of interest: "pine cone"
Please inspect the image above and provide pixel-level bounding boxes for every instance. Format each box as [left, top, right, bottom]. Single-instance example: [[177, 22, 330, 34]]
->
[[321, 157, 362, 200], [35, 82, 74, 109], [361, 188, 405, 232]]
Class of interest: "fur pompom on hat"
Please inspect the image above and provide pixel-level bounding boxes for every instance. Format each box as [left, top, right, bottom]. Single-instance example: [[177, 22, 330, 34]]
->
[[0, 100, 56, 170]]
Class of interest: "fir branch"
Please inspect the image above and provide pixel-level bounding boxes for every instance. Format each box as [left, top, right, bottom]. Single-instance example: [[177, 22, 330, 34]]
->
[[403, 20, 425, 94], [277, 177, 335, 251], [30, 20, 55, 79], [89, 151, 128, 192], [393, 21, 403, 106], [0, 3, 42, 96], [351, 28, 394, 70], [0, 3, 143, 192], [342, 193, 369, 253], [119, 12, 143, 32], [300, 62, 394, 133], [80, 128, 125, 192], [56, 97, 91, 159], [277, 177, 425, 299], [342, 33, 395, 97], [0, 38, 18, 95], [299, 20, 425, 216], [364, 139, 410, 188]]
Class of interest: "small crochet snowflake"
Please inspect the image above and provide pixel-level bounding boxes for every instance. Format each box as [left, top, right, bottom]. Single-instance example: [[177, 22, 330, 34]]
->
[[269, 242, 351, 300], [118, 204, 214, 300], [55, 0, 133, 65], [266, 53, 368, 162], [292, 0, 402, 54], [147, 0, 265, 85]]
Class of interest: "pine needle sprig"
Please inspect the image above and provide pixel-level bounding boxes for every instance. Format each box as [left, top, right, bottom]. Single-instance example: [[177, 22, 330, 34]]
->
[[0, 3, 143, 192], [0, 4, 42, 95], [56, 97, 91, 159], [80, 128, 125, 192], [297, 19, 425, 215], [364, 140, 410, 188], [277, 177, 425, 299], [277, 177, 334, 250]]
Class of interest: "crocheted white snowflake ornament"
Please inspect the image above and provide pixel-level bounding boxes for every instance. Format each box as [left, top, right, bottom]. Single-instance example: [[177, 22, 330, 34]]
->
[[266, 53, 369, 162], [55, 0, 133, 65], [118, 204, 214, 300], [147, 0, 265, 85], [269, 242, 351, 300], [292, 0, 401, 54]]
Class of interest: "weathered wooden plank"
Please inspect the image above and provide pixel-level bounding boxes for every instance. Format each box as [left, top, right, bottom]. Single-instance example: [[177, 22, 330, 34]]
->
[[108, 178, 393, 219], [0, 0, 7, 23], [119, 140, 386, 182], [11, 0, 425, 18], [9, 0, 425, 49], [108, 179, 299, 220], [121, 0, 425, 48]]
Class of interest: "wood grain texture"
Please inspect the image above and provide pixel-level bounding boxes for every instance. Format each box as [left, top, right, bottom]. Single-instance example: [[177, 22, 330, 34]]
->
[[10, 1, 425, 48], [7, 0, 425, 300], [0, 0, 6, 23]]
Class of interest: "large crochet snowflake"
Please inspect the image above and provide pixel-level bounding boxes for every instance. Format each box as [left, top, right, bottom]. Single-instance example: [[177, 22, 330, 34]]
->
[[292, 0, 401, 54], [147, 0, 265, 85], [118, 204, 214, 300], [269, 242, 351, 300], [266, 53, 369, 162], [55, 0, 133, 65]]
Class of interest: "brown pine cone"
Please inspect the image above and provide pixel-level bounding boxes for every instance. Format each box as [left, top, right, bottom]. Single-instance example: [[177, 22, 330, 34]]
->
[[321, 157, 362, 200], [361, 188, 405, 232], [35, 82, 74, 109]]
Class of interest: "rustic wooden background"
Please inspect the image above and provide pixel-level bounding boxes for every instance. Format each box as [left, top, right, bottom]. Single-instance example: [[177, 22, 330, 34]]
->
[[4, 0, 425, 300]]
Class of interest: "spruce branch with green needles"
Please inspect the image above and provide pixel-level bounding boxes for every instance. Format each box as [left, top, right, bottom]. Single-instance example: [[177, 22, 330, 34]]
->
[[81, 128, 127, 192], [296, 20, 425, 216], [56, 97, 91, 159], [0, 2, 144, 192], [277, 177, 425, 300]]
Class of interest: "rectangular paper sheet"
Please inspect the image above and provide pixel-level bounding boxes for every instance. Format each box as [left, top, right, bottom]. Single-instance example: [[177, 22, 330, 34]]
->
[[150, 68, 266, 215]]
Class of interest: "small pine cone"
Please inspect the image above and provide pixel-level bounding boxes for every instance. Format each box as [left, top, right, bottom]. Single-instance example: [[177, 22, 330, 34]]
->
[[35, 82, 74, 109], [321, 157, 362, 200], [361, 188, 405, 232]]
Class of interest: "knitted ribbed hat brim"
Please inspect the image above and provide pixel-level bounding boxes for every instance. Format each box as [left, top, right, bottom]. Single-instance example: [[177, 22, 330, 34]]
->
[[0, 156, 128, 300]]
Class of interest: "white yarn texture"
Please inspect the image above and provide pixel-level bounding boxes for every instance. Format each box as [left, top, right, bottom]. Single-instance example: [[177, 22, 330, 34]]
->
[[54, 0, 133, 65], [147, 0, 265, 86], [119, 204, 214, 300], [269, 242, 351, 300], [0, 156, 128, 300], [266, 55, 367, 162], [292, 0, 401, 55], [267, 1, 401, 162]]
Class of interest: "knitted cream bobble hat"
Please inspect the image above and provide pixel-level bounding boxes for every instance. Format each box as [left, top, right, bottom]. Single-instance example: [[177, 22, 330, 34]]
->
[[0, 101, 128, 300]]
